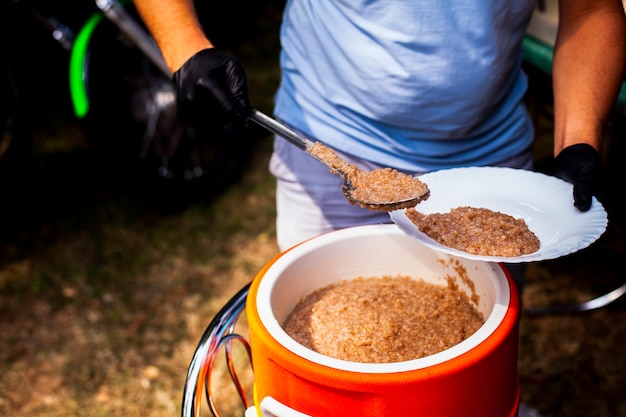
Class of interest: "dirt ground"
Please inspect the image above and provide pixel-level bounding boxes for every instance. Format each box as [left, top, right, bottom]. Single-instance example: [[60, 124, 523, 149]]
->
[[2, 101, 626, 417], [2, 3, 626, 416]]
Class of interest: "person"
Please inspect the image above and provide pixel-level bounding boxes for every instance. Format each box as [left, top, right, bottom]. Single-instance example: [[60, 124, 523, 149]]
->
[[134, 0, 626, 253], [134, 3, 624, 416]]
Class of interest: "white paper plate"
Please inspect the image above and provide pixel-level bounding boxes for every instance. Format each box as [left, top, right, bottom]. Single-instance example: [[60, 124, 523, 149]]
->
[[389, 167, 608, 263]]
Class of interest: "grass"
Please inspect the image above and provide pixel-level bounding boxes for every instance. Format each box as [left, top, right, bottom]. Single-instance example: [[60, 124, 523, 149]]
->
[[0, 136, 278, 417], [3, 102, 626, 417]]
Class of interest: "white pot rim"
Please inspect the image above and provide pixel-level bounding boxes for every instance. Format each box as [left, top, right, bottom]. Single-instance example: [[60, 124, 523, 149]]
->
[[256, 224, 511, 374]]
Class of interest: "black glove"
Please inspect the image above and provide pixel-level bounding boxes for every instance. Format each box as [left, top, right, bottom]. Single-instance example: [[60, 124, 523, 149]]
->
[[173, 48, 251, 129], [552, 143, 601, 212]]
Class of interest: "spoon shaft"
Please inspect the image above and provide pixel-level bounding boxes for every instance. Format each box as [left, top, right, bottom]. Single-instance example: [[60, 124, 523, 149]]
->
[[249, 109, 313, 151]]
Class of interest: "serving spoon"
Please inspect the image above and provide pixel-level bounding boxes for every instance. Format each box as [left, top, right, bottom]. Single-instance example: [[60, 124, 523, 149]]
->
[[249, 109, 430, 211]]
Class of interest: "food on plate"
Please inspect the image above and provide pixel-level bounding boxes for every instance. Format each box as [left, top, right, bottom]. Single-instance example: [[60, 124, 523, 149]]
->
[[282, 275, 484, 363], [405, 206, 540, 257]]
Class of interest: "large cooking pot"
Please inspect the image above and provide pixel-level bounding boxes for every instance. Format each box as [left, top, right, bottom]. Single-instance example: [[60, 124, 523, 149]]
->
[[246, 224, 520, 417]]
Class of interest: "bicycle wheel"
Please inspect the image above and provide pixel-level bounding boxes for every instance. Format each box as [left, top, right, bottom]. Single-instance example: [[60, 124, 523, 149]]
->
[[79, 5, 257, 201], [0, 61, 33, 187], [0, 59, 34, 237]]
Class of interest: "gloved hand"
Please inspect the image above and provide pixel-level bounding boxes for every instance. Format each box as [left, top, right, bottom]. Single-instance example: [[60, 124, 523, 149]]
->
[[552, 143, 601, 212], [173, 48, 251, 129]]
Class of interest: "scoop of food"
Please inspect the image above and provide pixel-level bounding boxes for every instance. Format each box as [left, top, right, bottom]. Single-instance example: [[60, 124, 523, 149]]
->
[[249, 109, 430, 212], [309, 142, 430, 211]]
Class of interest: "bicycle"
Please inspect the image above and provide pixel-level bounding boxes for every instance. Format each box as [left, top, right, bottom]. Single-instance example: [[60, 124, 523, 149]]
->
[[1, 0, 259, 201]]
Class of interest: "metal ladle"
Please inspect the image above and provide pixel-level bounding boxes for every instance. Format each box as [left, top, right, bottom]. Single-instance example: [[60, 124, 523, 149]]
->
[[249, 109, 430, 211]]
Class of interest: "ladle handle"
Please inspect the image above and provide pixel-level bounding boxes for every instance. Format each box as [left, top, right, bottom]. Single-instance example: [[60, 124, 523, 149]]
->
[[249, 109, 313, 151]]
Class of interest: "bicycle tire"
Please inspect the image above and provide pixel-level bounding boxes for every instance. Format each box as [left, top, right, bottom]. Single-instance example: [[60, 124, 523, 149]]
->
[[0, 59, 35, 237], [78, 5, 256, 201], [0, 61, 33, 186]]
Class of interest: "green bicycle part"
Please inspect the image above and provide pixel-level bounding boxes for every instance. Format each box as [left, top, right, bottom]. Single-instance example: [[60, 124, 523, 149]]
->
[[69, 12, 103, 118]]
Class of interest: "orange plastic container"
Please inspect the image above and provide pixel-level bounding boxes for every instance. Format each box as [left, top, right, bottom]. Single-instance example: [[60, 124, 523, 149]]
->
[[246, 225, 520, 417]]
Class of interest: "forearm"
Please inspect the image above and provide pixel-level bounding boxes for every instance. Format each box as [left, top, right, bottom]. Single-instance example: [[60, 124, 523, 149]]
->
[[552, 0, 626, 155], [134, 0, 213, 73]]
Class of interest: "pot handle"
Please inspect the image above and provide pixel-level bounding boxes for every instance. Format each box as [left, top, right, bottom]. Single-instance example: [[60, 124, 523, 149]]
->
[[259, 396, 312, 417]]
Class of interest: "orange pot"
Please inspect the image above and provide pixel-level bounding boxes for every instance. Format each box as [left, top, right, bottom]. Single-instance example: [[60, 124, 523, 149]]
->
[[246, 225, 520, 417]]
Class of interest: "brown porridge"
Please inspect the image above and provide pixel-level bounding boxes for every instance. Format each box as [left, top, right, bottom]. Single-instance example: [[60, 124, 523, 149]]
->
[[406, 206, 540, 257], [282, 275, 484, 363], [309, 141, 429, 210]]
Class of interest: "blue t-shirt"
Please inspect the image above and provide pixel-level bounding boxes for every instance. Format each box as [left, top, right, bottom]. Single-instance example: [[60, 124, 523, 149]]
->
[[274, 0, 536, 172]]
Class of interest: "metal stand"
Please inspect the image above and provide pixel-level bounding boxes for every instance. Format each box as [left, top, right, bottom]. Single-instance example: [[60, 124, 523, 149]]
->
[[181, 283, 252, 417], [526, 282, 626, 315]]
